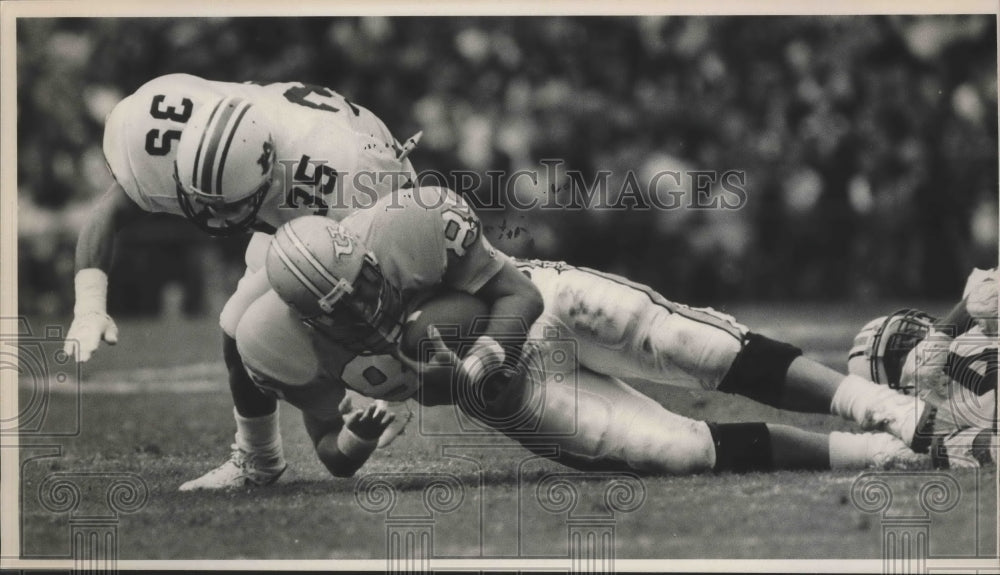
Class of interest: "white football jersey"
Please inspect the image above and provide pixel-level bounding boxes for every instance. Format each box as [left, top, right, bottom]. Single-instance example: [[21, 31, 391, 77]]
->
[[103, 73, 413, 228]]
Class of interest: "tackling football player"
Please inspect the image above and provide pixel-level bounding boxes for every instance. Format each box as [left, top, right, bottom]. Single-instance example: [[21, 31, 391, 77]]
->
[[61, 74, 418, 488]]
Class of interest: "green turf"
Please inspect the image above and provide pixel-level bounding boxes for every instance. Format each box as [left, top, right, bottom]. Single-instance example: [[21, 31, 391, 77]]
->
[[14, 305, 998, 562]]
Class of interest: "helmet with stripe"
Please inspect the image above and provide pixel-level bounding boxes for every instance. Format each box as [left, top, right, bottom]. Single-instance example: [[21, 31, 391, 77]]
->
[[847, 308, 936, 393], [174, 96, 275, 236], [266, 216, 405, 354]]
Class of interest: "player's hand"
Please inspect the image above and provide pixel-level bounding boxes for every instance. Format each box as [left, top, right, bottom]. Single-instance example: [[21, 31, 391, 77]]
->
[[63, 312, 119, 363], [396, 326, 463, 391], [338, 394, 354, 415], [458, 335, 509, 390], [345, 402, 397, 442], [375, 400, 413, 448], [900, 333, 952, 406]]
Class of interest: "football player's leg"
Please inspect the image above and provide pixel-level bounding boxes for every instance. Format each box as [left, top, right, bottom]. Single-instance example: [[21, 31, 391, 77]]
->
[[511, 368, 717, 475], [540, 266, 744, 391], [180, 290, 303, 491], [508, 368, 924, 473], [219, 234, 280, 420], [536, 264, 934, 449], [508, 360, 775, 474], [792, 356, 934, 450], [716, 333, 933, 450], [772, 424, 930, 470], [182, 233, 285, 491]]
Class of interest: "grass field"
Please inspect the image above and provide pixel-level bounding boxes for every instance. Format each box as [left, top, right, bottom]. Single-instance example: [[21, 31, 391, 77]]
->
[[12, 303, 998, 564]]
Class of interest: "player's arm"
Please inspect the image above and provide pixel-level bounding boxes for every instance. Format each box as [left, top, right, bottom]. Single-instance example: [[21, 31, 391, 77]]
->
[[899, 268, 997, 392], [435, 190, 544, 390], [467, 258, 544, 374], [63, 181, 149, 362], [303, 403, 396, 478], [934, 267, 998, 336], [933, 300, 974, 336]]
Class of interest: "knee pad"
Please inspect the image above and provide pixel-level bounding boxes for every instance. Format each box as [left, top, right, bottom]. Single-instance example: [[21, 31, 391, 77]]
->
[[707, 422, 773, 473], [717, 333, 802, 406]]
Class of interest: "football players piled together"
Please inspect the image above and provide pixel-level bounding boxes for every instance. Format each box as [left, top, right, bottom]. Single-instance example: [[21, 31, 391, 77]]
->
[[63, 74, 997, 489]]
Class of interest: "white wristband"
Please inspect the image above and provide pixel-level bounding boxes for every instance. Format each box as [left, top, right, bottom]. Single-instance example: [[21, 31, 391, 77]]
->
[[336, 426, 378, 461], [73, 268, 109, 316], [460, 335, 506, 385]]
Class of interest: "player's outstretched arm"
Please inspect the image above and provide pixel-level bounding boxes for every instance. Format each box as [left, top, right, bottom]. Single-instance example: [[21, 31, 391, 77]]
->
[[934, 300, 974, 335], [934, 267, 998, 336], [304, 403, 396, 478], [63, 182, 147, 362]]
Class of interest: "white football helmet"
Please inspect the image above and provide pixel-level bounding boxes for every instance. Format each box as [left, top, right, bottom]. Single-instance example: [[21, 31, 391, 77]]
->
[[848, 309, 936, 393], [174, 96, 275, 236], [266, 216, 405, 354]]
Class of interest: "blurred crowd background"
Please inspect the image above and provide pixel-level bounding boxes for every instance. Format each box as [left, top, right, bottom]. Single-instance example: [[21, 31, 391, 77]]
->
[[17, 16, 998, 318]]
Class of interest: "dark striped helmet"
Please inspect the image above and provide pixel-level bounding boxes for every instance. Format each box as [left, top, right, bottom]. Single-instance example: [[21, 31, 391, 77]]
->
[[848, 309, 936, 393], [174, 96, 274, 236]]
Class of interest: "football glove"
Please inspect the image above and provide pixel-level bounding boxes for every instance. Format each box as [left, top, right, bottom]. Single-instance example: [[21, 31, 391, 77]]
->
[[63, 269, 118, 362]]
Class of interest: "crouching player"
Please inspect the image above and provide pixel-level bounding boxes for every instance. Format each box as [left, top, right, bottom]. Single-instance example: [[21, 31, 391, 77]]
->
[[203, 188, 933, 483], [58, 74, 420, 490], [848, 268, 998, 468]]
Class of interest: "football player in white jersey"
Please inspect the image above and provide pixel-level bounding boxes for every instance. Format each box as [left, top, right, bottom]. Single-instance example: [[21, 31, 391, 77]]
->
[[61, 74, 418, 488], [848, 267, 997, 468], [212, 188, 938, 483]]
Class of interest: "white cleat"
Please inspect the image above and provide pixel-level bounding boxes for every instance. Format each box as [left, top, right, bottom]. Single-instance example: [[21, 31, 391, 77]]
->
[[858, 390, 931, 451], [867, 433, 932, 470], [179, 444, 287, 491]]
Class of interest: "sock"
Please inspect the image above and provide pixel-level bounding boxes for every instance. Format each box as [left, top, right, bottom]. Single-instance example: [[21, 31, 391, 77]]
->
[[234, 406, 284, 466], [830, 375, 924, 445], [828, 431, 872, 469]]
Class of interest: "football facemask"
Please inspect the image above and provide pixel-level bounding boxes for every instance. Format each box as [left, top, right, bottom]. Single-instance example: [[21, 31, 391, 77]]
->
[[306, 253, 406, 354], [174, 167, 271, 236], [848, 308, 937, 392]]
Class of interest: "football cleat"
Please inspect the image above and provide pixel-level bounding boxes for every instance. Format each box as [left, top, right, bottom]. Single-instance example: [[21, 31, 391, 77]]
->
[[867, 433, 932, 470], [855, 386, 932, 451], [848, 309, 936, 394], [179, 444, 287, 491]]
